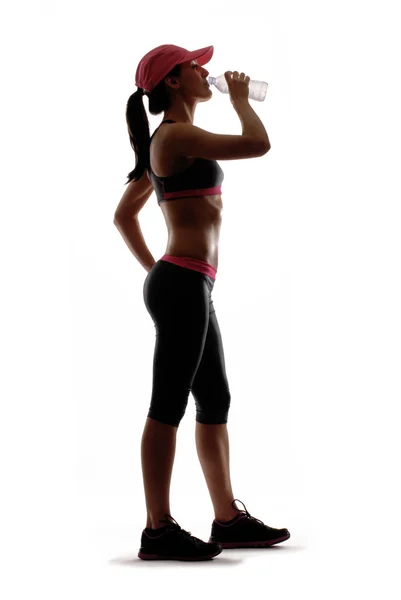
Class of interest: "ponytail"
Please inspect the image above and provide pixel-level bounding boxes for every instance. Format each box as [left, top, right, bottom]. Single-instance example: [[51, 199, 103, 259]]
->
[[124, 63, 182, 185]]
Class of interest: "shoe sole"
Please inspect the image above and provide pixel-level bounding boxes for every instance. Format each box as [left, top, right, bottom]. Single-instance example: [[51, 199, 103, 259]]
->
[[138, 547, 222, 561], [214, 532, 290, 549]]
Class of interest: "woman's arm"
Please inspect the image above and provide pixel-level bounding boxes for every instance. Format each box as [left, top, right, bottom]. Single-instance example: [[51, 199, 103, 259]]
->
[[113, 216, 156, 273]]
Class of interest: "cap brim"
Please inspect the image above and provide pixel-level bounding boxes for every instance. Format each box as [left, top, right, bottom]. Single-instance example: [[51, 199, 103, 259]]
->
[[186, 45, 214, 66]]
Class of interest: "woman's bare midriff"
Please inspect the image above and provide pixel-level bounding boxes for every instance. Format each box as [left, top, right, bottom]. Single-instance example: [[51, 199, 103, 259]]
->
[[149, 123, 223, 271]]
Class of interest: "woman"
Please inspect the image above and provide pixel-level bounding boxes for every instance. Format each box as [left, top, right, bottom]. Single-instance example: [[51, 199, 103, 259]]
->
[[114, 44, 290, 561]]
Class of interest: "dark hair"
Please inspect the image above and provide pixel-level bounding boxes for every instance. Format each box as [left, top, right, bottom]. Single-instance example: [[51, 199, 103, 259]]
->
[[124, 63, 182, 185]]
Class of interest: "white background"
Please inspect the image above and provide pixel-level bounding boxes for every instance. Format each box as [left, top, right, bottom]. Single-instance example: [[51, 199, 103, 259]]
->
[[1, 0, 400, 597]]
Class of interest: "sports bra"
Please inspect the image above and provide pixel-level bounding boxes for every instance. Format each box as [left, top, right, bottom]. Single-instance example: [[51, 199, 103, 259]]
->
[[147, 120, 224, 205]]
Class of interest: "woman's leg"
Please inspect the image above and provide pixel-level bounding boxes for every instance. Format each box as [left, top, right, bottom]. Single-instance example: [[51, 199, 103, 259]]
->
[[141, 261, 212, 527], [191, 300, 235, 520], [141, 417, 178, 529]]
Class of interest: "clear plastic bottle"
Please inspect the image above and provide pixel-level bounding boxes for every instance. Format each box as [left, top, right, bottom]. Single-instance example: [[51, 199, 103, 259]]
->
[[207, 74, 268, 102]]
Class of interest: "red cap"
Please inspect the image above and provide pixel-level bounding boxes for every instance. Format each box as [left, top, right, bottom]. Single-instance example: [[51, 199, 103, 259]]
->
[[135, 44, 214, 94]]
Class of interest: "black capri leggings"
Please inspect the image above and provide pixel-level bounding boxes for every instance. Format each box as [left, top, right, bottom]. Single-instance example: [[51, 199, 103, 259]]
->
[[143, 259, 232, 427]]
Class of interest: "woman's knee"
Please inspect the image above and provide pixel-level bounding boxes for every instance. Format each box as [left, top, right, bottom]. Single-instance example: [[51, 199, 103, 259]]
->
[[147, 395, 189, 428], [195, 391, 231, 425]]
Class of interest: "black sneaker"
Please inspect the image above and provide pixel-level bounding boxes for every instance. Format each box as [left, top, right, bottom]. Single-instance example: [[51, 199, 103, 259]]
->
[[208, 499, 291, 549], [138, 514, 222, 561]]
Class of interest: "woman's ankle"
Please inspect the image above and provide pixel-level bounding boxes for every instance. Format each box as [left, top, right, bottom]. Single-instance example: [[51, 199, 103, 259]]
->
[[214, 510, 240, 522], [146, 516, 171, 529]]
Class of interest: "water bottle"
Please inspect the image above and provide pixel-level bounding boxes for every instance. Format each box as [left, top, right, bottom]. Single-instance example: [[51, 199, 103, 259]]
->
[[207, 74, 268, 102]]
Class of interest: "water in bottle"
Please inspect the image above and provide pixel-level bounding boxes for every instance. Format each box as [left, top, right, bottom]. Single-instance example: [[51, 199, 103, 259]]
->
[[207, 74, 268, 102]]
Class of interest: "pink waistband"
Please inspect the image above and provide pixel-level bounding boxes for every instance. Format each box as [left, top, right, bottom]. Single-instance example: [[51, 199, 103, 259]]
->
[[159, 254, 217, 280]]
